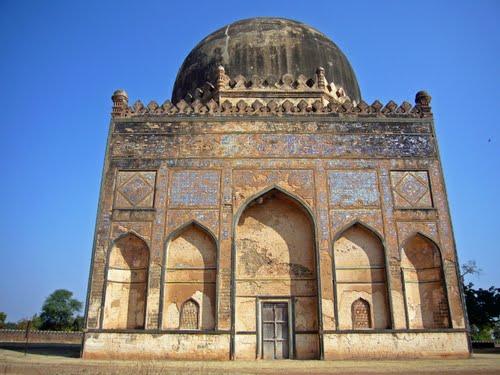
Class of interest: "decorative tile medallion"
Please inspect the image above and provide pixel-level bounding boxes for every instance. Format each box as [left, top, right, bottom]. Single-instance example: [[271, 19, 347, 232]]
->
[[114, 171, 156, 208], [390, 171, 432, 208]]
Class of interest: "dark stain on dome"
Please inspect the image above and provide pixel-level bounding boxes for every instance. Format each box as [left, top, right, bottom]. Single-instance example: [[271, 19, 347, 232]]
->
[[172, 17, 361, 103]]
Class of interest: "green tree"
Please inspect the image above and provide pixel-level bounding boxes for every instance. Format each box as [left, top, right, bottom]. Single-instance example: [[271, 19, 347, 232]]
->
[[31, 314, 42, 330], [493, 322, 500, 340], [0, 312, 6, 329], [72, 315, 84, 331], [40, 289, 82, 331], [3, 322, 17, 329], [464, 283, 500, 340], [16, 314, 42, 330]]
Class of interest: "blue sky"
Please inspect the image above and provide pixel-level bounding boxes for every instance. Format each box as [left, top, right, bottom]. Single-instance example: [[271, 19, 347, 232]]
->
[[0, 0, 498, 321]]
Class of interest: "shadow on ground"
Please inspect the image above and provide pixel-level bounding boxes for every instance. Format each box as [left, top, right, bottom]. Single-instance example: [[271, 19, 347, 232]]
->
[[0, 343, 498, 360], [474, 347, 500, 354], [0, 343, 80, 358], [0, 346, 499, 375]]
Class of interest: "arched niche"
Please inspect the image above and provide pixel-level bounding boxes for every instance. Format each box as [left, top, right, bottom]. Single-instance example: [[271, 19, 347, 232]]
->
[[103, 233, 149, 329], [162, 222, 217, 330], [351, 298, 371, 329], [180, 299, 200, 329], [235, 188, 319, 360], [401, 233, 450, 329], [333, 222, 390, 330]]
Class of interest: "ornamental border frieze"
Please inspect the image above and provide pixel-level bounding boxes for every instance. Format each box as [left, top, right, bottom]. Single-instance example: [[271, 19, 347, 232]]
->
[[112, 121, 433, 136]]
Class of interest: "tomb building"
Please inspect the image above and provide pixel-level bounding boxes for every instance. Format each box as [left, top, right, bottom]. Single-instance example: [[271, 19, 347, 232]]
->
[[83, 17, 469, 360]]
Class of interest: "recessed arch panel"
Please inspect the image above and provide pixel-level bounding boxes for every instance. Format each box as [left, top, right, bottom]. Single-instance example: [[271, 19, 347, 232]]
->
[[333, 222, 390, 330], [401, 233, 450, 329], [103, 232, 149, 329], [162, 221, 217, 330], [234, 187, 320, 359]]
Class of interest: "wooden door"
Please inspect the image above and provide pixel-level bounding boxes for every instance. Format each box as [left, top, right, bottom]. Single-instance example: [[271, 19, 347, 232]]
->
[[262, 302, 289, 359]]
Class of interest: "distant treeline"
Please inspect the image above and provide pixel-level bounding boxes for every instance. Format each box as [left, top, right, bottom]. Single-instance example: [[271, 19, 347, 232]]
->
[[0, 289, 83, 331]]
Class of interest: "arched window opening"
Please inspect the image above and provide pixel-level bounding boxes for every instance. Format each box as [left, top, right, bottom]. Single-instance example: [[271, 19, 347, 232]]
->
[[401, 234, 450, 329], [103, 233, 149, 329], [333, 223, 390, 330], [179, 299, 200, 329], [352, 298, 371, 329]]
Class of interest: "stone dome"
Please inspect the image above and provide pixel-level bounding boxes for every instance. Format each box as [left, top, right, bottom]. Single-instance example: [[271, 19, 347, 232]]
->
[[172, 17, 361, 103]]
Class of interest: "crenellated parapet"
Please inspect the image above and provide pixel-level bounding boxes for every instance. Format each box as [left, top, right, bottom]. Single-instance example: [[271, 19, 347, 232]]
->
[[111, 66, 432, 119], [111, 93, 433, 120], [208, 66, 352, 106]]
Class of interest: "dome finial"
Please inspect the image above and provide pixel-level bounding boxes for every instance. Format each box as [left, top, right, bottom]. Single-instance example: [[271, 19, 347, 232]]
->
[[216, 65, 229, 91], [316, 67, 326, 90], [415, 90, 432, 116], [111, 89, 128, 117]]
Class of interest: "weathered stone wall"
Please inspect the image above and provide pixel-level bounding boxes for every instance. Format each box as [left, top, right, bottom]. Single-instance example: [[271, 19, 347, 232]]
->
[[0, 330, 82, 345], [83, 114, 468, 359], [323, 331, 469, 359], [83, 332, 230, 360]]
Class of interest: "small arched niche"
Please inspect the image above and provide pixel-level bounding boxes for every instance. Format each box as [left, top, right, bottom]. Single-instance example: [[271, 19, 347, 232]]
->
[[401, 233, 450, 329], [162, 222, 216, 330], [103, 233, 149, 329], [333, 223, 390, 329], [351, 298, 371, 329], [180, 299, 200, 329]]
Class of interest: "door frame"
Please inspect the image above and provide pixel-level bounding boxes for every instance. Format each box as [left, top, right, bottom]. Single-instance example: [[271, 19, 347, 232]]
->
[[256, 297, 295, 359]]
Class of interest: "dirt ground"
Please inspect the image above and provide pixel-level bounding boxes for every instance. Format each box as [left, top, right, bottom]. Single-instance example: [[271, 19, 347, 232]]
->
[[0, 346, 499, 375]]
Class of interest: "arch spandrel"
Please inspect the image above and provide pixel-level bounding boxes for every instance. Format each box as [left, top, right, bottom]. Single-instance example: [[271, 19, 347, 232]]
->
[[232, 170, 316, 210], [166, 211, 219, 243], [234, 185, 315, 222], [330, 212, 385, 242]]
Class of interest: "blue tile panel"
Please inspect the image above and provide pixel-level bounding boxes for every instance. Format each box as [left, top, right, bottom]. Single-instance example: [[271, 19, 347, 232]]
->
[[328, 170, 379, 207], [169, 171, 220, 207]]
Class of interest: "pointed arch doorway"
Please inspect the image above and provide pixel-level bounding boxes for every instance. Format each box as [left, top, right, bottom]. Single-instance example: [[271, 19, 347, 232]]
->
[[234, 188, 320, 360]]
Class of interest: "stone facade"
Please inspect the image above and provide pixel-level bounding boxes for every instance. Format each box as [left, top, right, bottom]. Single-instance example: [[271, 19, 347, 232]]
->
[[82, 18, 469, 360]]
